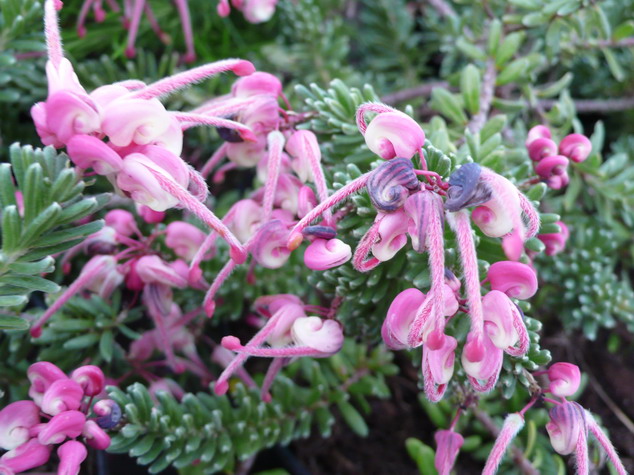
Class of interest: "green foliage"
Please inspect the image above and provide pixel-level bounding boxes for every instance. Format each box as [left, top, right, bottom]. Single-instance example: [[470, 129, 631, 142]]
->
[[0, 144, 105, 328], [107, 341, 396, 473]]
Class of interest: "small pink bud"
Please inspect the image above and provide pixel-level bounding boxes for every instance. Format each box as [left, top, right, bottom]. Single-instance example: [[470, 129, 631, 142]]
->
[[104, 209, 139, 237], [165, 222, 207, 261], [124, 258, 145, 291], [242, 0, 278, 23], [525, 125, 551, 147], [487, 261, 537, 299], [535, 155, 569, 179], [136, 204, 166, 224], [538, 221, 569, 256], [547, 362, 581, 398], [364, 111, 425, 160], [70, 365, 105, 397], [0, 439, 52, 474], [57, 440, 87, 475], [527, 137, 558, 161], [559, 133, 592, 163], [37, 411, 86, 445], [40, 378, 84, 416], [135, 255, 188, 288], [82, 420, 111, 450], [291, 317, 344, 355], [304, 238, 352, 271], [27, 362, 67, 406], [546, 401, 586, 455], [0, 401, 40, 451], [434, 430, 464, 475]]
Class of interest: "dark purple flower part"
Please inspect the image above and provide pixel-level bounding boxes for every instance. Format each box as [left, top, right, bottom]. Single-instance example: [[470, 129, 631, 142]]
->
[[367, 158, 420, 212], [302, 225, 337, 240], [444, 163, 492, 212]]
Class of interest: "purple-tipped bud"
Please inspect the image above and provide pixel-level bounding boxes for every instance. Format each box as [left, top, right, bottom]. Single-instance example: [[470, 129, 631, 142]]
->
[[291, 317, 344, 355], [444, 163, 492, 212], [367, 158, 420, 212], [444, 269, 461, 293], [434, 430, 464, 475], [547, 362, 581, 398], [538, 221, 569, 256], [381, 288, 426, 350], [487, 261, 538, 300], [93, 400, 122, 430], [0, 402, 40, 451], [37, 411, 86, 445], [525, 125, 551, 147], [27, 362, 67, 406], [304, 238, 352, 271], [364, 111, 425, 160], [559, 133, 592, 163], [57, 440, 87, 475], [527, 138, 558, 162], [0, 439, 52, 474], [41, 379, 83, 416], [546, 402, 586, 455], [70, 365, 105, 397]]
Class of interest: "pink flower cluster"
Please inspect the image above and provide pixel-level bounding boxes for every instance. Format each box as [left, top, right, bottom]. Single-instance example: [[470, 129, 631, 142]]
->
[[526, 125, 592, 190], [0, 362, 117, 475], [217, 0, 279, 24]]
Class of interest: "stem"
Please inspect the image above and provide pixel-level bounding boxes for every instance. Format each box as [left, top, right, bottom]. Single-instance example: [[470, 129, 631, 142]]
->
[[44, 0, 64, 69], [467, 60, 496, 134], [585, 411, 628, 475], [200, 143, 228, 179]]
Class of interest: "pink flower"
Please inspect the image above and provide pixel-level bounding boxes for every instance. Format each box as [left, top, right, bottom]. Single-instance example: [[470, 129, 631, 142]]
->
[[367, 158, 420, 212], [546, 402, 586, 455], [104, 209, 139, 237], [0, 438, 52, 474], [66, 135, 123, 175], [165, 222, 207, 261], [559, 133, 592, 163], [547, 362, 581, 398], [82, 420, 111, 450], [242, 0, 278, 23], [361, 108, 425, 159], [40, 379, 84, 416], [525, 125, 552, 147], [136, 204, 166, 224], [527, 138, 558, 161], [538, 221, 569, 256], [534, 155, 570, 190], [27, 362, 67, 406], [37, 411, 86, 445], [304, 238, 352, 271], [381, 288, 427, 350], [461, 332, 503, 392], [232, 72, 282, 98], [487, 261, 538, 300], [434, 430, 464, 475], [482, 290, 529, 356], [70, 365, 105, 397], [291, 317, 344, 355], [57, 440, 87, 475], [371, 210, 410, 261], [0, 401, 40, 451], [423, 335, 458, 401]]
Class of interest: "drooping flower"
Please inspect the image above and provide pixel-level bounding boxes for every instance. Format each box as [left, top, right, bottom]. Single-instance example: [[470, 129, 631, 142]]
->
[[434, 429, 464, 475]]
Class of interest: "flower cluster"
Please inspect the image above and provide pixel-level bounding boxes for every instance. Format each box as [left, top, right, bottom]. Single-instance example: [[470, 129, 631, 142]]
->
[[216, 0, 279, 24], [287, 102, 541, 401], [525, 125, 592, 190], [0, 363, 118, 474]]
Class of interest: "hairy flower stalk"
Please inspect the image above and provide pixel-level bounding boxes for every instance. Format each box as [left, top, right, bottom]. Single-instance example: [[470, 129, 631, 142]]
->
[[482, 413, 525, 475]]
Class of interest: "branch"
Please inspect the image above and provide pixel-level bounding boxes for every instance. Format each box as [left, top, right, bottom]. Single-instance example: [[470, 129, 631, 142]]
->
[[467, 60, 497, 134], [574, 36, 634, 49], [472, 407, 540, 475], [426, 0, 457, 18], [538, 97, 634, 113], [380, 81, 450, 104]]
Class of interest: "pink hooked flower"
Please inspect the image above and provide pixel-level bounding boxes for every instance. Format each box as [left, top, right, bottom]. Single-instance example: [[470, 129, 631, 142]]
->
[[434, 429, 464, 475], [546, 362, 581, 398], [486, 261, 538, 300], [559, 133, 592, 163], [538, 221, 569, 256]]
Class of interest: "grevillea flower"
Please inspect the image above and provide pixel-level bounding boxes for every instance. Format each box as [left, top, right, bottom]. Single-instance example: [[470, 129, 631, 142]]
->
[[0, 438, 52, 474], [423, 335, 458, 402], [57, 440, 87, 475], [217, 0, 279, 23], [482, 290, 529, 356], [0, 402, 40, 451], [165, 221, 208, 261], [546, 362, 581, 398], [434, 429, 464, 475], [461, 332, 503, 392], [547, 401, 587, 457], [366, 158, 420, 212], [527, 137, 558, 162], [559, 133, 592, 163], [486, 261, 538, 300], [356, 104, 425, 160], [534, 155, 570, 190], [371, 209, 410, 261], [104, 209, 140, 238], [304, 238, 352, 270]]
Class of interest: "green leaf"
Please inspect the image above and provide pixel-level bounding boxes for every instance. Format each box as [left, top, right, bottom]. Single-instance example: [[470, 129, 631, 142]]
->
[[495, 32, 525, 66], [480, 115, 507, 143], [336, 400, 368, 437], [7, 256, 55, 275], [456, 37, 487, 61], [405, 438, 437, 475], [21, 203, 62, 247], [100, 330, 114, 362], [430, 88, 467, 124], [461, 64, 481, 115], [0, 295, 28, 308], [1, 205, 22, 254], [602, 49, 625, 82], [522, 12, 550, 27], [525, 237, 546, 253], [537, 73, 573, 98], [0, 274, 60, 294], [63, 333, 100, 350], [487, 19, 502, 56], [496, 58, 530, 86], [613, 20, 634, 41], [0, 315, 29, 330]]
